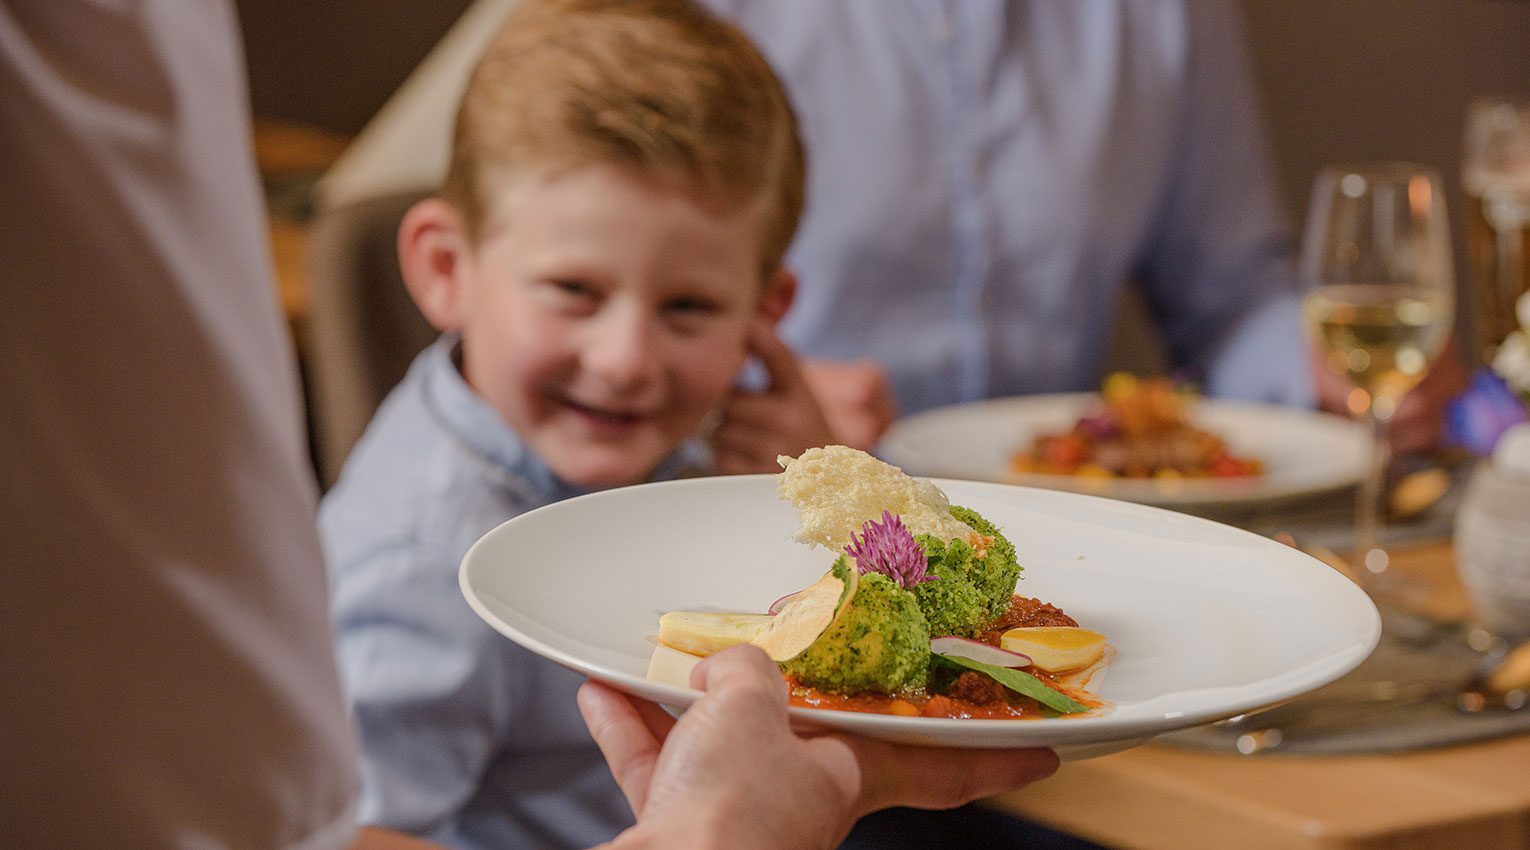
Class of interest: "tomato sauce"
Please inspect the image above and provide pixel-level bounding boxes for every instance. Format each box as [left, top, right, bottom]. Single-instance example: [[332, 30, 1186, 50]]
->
[[786, 595, 1107, 720], [977, 595, 1078, 644], [788, 674, 1102, 719]]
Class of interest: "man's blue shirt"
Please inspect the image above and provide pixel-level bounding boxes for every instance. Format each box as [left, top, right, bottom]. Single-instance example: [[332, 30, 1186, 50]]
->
[[705, 0, 1314, 412]]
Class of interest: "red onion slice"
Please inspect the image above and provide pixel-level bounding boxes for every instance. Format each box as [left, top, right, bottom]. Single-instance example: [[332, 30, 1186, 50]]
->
[[930, 636, 1032, 668], [767, 590, 801, 615]]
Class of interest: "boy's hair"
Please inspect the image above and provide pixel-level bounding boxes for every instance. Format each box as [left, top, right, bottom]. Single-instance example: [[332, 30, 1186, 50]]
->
[[441, 0, 805, 277]]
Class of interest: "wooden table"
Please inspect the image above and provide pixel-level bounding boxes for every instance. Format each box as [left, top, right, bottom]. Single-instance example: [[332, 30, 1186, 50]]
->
[[988, 541, 1530, 850]]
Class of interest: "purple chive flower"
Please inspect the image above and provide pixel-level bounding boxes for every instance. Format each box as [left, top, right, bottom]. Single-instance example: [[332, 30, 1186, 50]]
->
[[1445, 368, 1530, 457], [844, 510, 936, 589]]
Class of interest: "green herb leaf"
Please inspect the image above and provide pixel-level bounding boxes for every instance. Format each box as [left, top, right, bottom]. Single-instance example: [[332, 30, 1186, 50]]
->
[[932, 653, 1090, 715]]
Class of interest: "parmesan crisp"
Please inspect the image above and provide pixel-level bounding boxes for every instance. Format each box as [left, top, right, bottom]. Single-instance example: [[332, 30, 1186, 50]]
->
[[776, 446, 976, 549]]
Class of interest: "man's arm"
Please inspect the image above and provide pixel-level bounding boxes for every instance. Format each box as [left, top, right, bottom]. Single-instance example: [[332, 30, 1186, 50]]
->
[[1133, 2, 1313, 408], [0, 3, 358, 849]]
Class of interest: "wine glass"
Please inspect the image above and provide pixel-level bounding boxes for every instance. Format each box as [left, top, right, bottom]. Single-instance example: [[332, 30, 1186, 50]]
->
[[1462, 97, 1530, 364], [1300, 163, 1455, 593]]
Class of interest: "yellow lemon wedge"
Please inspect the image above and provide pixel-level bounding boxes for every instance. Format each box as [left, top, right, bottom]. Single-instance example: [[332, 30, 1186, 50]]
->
[[658, 612, 775, 656], [999, 626, 1108, 672]]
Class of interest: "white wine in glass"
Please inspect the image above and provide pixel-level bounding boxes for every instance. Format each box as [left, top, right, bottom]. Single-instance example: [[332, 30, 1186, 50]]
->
[[1304, 284, 1451, 414], [1299, 164, 1455, 585]]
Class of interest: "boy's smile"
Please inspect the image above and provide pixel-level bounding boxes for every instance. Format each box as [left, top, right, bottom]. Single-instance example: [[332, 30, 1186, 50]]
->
[[425, 165, 781, 488], [555, 393, 654, 437]]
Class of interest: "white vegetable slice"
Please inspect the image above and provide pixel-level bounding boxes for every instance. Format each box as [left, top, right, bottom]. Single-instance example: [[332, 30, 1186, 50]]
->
[[930, 636, 1032, 668], [751, 565, 859, 662], [647, 643, 703, 688], [658, 612, 775, 656]]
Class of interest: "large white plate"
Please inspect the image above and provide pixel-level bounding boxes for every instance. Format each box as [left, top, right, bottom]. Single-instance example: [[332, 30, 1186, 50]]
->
[[879, 394, 1371, 507], [460, 475, 1380, 758]]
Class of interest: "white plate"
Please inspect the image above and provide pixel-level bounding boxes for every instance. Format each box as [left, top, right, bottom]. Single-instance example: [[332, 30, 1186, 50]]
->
[[879, 394, 1371, 507], [460, 475, 1380, 758]]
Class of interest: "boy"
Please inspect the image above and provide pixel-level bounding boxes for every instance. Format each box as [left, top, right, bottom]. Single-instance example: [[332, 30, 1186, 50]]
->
[[320, 1, 833, 848]]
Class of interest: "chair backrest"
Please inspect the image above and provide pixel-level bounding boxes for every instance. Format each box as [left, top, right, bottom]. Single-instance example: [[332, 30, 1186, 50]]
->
[[303, 189, 436, 487]]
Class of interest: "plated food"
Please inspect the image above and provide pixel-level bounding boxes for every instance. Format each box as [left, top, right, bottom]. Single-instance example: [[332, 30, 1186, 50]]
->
[[878, 394, 1370, 508], [459, 462, 1382, 752], [652, 446, 1111, 720], [1010, 374, 1264, 480]]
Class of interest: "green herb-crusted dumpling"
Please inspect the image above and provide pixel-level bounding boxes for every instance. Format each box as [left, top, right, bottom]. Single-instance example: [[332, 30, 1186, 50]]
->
[[781, 558, 931, 695], [949, 504, 1021, 618], [911, 568, 987, 638]]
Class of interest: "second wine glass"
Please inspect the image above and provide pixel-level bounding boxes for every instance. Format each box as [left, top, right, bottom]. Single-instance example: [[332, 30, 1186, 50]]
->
[[1300, 163, 1455, 590]]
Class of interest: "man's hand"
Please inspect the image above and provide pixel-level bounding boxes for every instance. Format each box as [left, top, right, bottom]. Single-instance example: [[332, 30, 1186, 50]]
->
[[578, 646, 1060, 850]]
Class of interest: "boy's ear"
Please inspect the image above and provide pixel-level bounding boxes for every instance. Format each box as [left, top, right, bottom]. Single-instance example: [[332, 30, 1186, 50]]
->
[[758, 267, 797, 325], [398, 198, 473, 332]]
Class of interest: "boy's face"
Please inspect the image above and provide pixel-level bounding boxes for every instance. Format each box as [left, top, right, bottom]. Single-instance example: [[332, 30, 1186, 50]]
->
[[418, 165, 781, 488]]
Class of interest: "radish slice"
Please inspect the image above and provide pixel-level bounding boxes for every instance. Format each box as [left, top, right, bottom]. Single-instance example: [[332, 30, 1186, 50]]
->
[[930, 636, 1032, 668], [767, 590, 801, 615]]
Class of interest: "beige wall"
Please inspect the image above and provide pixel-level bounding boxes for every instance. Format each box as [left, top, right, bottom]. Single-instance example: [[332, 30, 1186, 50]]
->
[[1244, 0, 1530, 231], [1244, 0, 1530, 350], [237, 0, 472, 134]]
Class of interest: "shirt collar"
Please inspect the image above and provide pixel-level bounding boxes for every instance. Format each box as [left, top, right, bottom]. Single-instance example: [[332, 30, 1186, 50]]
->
[[418, 336, 713, 499]]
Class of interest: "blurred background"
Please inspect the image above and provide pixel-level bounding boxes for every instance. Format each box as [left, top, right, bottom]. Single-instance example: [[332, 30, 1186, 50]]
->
[[236, 0, 1530, 482], [237, 0, 1530, 248]]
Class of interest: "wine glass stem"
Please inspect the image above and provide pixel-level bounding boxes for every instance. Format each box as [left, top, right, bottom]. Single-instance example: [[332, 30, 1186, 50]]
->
[[1354, 406, 1392, 586]]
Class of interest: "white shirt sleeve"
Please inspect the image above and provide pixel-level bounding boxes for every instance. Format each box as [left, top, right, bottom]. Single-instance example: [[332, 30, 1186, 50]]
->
[[0, 3, 359, 849]]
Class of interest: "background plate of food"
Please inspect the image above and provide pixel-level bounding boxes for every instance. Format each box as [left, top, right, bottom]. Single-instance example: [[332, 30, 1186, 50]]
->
[[878, 376, 1370, 507], [460, 450, 1380, 759]]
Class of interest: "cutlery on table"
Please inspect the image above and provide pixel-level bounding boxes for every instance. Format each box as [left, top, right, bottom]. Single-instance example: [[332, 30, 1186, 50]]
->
[[1219, 639, 1530, 754]]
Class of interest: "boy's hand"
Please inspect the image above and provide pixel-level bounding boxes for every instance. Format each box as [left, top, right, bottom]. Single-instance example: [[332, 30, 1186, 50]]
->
[[800, 358, 898, 452], [578, 646, 1060, 850], [712, 320, 838, 474]]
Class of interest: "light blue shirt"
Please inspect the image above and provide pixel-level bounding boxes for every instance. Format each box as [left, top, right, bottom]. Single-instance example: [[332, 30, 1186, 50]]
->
[[703, 0, 1313, 412], [320, 338, 706, 850]]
